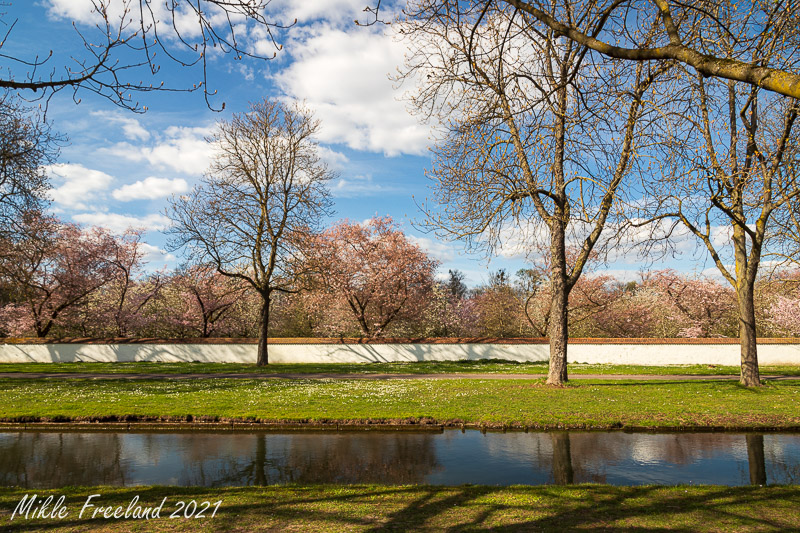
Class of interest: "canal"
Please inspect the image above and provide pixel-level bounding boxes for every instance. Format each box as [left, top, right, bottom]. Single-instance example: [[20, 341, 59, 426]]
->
[[1, 430, 798, 487]]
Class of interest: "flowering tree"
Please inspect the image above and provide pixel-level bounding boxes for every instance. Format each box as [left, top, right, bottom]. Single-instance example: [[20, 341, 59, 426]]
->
[[765, 271, 800, 336], [0, 215, 124, 337], [307, 217, 438, 338], [166, 264, 251, 338], [642, 270, 737, 338], [93, 230, 165, 337], [769, 296, 800, 337], [592, 285, 667, 338]]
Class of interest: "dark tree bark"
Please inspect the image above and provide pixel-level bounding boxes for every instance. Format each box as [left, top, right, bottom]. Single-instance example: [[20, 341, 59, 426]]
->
[[737, 284, 761, 387], [257, 295, 271, 366], [547, 218, 570, 385]]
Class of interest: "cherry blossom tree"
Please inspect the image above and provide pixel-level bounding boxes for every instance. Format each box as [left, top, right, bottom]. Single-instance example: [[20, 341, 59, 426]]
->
[[91, 230, 165, 337], [769, 296, 800, 337], [307, 217, 438, 338], [592, 289, 662, 338], [166, 263, 251, 338], [0, 215, 124, 337], [764, 271, 800, 336], [641, 270, 738, 338]]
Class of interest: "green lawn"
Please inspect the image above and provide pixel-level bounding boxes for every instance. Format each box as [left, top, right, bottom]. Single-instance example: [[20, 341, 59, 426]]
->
[[2, 377, 799, 428], [1, 485, 799, 531], [2, 360, 800, 375]]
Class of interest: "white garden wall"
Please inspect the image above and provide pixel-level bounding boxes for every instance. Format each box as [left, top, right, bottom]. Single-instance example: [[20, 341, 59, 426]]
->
[[1, 339, 799, 365]]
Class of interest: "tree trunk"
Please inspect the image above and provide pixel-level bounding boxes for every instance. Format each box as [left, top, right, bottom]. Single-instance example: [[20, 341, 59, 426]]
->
[[746, 434, 767, 485], [547, 219, 569, 386], [257, 295, 270, 366], [737, 283, 760, 387]]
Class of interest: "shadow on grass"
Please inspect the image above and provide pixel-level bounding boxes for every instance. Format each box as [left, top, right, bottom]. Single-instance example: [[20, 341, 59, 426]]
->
[[2, 484, 799, 532]]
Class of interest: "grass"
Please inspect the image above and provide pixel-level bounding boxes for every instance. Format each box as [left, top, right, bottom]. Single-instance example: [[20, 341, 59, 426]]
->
[[1, 485, 799, 531], [2, 360, 800, 376], [2, 377, 800, 428]]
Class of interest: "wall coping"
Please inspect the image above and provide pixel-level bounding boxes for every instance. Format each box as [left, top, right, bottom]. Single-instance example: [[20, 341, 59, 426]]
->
[[2, 337, 799, 345]]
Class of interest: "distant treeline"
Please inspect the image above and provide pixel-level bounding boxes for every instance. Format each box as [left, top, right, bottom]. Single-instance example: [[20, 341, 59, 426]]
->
[[1, 215, 798, 340]]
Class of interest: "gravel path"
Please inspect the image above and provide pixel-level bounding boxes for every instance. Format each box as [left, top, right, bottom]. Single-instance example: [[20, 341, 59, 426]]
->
[[0, 372, 798, 381]]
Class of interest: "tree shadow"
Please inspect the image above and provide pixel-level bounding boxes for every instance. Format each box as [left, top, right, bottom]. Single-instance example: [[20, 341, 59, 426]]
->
[[3, 484, 798, 531]]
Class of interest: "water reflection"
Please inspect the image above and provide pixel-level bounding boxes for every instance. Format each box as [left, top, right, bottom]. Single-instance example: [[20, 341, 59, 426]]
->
[[551, 432, 573, 485], [747, 434, 767, 485], [0, 432, 130, 487], [0, 430, 798, 488]]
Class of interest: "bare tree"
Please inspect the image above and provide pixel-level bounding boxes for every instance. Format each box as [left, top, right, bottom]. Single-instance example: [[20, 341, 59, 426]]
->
[[166, 99, 333, 365], [363, 1, 800, 99], [634, 64, 800, 386], [0, 94, 61, 237], [0, 1, 289, 111], [400, 0, 669, 384]]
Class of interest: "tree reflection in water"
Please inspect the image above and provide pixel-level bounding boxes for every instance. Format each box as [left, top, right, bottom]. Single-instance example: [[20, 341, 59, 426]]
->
[[550, 432, 574, 485], [540, 432, 798, 486], [747, 434, 767, 485], [0, 432, 129, 487], [1, 430, 800, 488], [207, 433, 441, 486]]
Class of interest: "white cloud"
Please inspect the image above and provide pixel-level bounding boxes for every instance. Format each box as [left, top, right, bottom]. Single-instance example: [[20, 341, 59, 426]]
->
[[269, 0, 373, 25], [407, 235, 455, 262], [46, 163, 113, 210], [46, 0, 120, 24], [90, 110, 150, 141], [71, 212, 171, 233], [593, 269, 644, 283], [331, 174, 397, 197], [102, 126, 214, 175], [139, 243, 177, 265], [276, 25, 432, 156], [112, 177, 189, 201], [316, 145, 349, 170]]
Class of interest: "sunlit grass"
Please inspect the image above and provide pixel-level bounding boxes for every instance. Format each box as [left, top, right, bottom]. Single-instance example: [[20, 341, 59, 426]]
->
[[2, 377, 799, 428]]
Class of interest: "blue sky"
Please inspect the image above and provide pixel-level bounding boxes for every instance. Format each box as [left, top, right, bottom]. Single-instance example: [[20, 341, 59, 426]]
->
[[6, 1, 717, 286]]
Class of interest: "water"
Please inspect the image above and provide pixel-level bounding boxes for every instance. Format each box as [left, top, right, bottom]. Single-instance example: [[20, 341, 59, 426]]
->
[[1, 430, 798, 488]]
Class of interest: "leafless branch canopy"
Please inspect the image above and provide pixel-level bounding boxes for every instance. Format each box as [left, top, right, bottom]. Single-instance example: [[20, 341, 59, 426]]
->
[[0, 93, 62, 238], [496, 0, 800, 99], [0, 1, 290, 111], [166, 99, 334, 296]]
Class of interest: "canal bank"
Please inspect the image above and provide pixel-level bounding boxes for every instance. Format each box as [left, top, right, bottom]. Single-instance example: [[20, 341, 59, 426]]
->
[[2, 376, 799, 429]]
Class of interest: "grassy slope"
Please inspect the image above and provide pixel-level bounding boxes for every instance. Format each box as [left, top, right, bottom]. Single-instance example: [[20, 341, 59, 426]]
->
[[2, 360, 800, 375], [2, 378, 799, 428], [1, 485, 799, 532]]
